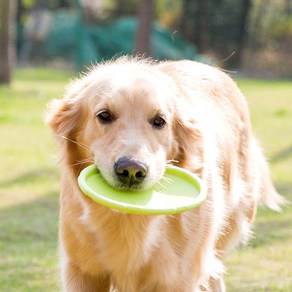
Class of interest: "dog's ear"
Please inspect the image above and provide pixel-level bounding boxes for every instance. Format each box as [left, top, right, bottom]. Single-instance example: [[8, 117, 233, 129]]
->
[[45, 76, 90, 141], [45, 99, 77, 136], [46, 68, 98, 135], [173, 113, 204, 175], [45, 98, 83, 140]]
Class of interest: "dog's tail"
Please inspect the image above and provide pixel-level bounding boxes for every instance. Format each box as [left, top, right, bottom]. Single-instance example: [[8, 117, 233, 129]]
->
[[258, 154, 288, 212]]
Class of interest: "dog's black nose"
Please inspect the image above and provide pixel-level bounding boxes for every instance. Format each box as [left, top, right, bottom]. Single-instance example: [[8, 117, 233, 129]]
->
[[114, 157, 148, 186]]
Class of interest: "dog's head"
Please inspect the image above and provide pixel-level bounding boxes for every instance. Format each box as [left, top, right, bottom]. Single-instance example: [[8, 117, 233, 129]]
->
[[46, 58, 202, 190]]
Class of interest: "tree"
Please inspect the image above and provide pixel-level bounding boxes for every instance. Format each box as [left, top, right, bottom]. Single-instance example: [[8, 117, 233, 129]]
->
[[232, 0, 252, 67], [0, 0, 17, 84], [198, 0, 209, 53], [135, 0, 154, 57]]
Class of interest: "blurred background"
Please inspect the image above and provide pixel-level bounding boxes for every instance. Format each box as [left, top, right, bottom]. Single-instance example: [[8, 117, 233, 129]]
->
[[1, 0, 292, 84], [0, 1, 292, 291]]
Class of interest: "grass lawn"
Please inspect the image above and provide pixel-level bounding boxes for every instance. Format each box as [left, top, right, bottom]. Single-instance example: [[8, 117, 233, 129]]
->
[[0, 68, 291, 291]]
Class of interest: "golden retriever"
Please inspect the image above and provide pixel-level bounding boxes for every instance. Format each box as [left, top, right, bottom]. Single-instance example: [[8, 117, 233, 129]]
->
[[46, 56, 285, 291]]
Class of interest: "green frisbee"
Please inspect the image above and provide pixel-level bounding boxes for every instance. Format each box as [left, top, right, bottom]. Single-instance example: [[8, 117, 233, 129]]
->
[[78, 164, 206, 215]]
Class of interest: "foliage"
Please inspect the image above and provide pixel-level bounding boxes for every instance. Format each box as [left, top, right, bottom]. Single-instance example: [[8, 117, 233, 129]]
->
[[22, 0, 35, 9], [270, 16, 292, 40], [15, 0, 292, 77]]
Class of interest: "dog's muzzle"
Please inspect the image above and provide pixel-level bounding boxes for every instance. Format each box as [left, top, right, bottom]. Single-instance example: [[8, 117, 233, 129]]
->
[[114, 156, 148, 187]]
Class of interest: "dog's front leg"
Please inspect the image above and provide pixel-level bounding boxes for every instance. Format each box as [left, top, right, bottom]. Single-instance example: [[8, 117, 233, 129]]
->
[[62, 262, 110, 292]]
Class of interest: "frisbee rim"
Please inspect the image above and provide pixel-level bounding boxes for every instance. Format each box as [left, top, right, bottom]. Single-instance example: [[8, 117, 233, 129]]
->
[[78, 164, 206, 215]]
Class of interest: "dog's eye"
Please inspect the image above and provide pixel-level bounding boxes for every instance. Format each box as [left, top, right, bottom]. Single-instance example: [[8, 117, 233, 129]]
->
[[96, 110, 114, 124], [150, 115, 166, 129]]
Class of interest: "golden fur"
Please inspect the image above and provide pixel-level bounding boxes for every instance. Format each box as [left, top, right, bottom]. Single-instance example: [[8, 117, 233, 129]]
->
[[46, 57, 285, 291]]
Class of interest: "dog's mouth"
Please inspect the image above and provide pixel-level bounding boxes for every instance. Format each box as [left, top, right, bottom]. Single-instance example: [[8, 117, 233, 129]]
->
[[113, 181, 146, 191], [96, 156, 165, 191]]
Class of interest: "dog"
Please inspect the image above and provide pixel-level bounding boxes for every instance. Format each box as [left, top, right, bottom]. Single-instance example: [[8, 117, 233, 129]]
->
[[46, 56, 285, 291]]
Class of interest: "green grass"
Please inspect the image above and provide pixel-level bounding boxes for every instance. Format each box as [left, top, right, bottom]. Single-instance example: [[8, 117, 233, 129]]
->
[[0, 68, 73, 291], [224, 79, 292, 291], [0, 69, 291, 291]]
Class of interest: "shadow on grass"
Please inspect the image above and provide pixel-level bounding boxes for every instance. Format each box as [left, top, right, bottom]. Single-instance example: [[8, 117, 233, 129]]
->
[[249, 182, 292, 248], [0, 167, 59, 188], [270, 145, 292, 164], [0, 192, 60, 290]]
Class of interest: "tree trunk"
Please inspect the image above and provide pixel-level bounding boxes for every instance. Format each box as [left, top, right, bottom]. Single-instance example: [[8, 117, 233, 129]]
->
[[233, 0, 252, 67], [0, 0, 17, 84], [198, 0, 209, 53], [179, 0, 193, 41], [135, 0, 153, 57]]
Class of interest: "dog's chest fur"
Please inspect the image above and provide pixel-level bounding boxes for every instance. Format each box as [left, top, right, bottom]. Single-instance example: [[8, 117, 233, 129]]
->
[[82, 208, 178, 287]]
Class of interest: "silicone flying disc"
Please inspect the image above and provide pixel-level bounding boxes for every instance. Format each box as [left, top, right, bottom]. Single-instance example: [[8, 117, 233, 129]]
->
[[78, 165, 206, 215]]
